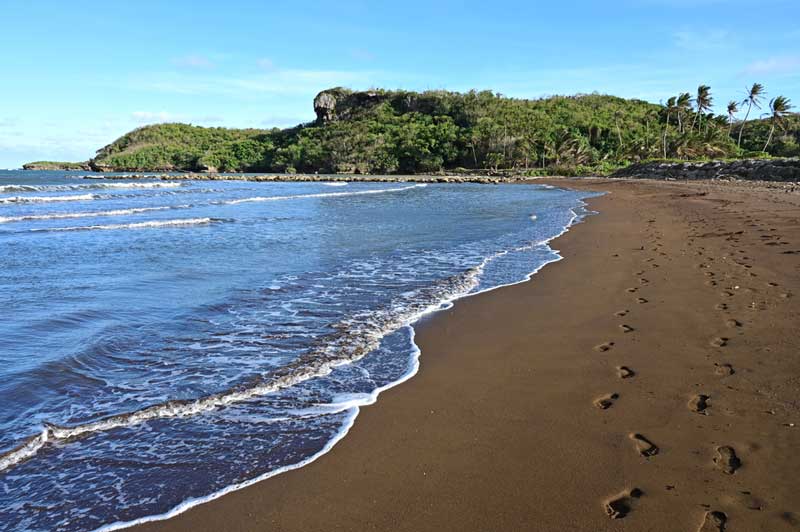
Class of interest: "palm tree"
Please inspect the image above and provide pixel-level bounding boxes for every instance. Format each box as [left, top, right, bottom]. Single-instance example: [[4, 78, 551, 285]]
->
[[691, 85, 713, 132], [762, 96, 793, 152], [676, 92, 692, 133], [737, 83, 765, 148], [726, 100, 739, 135], [663, 96, 677, 158]]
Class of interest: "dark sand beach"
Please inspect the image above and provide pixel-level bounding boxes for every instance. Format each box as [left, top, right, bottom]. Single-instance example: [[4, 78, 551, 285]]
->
[[136, 178, 800, 532]]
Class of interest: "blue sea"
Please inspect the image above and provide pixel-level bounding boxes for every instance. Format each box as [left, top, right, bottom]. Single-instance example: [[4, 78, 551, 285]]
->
[[0, 171, 597, 531]]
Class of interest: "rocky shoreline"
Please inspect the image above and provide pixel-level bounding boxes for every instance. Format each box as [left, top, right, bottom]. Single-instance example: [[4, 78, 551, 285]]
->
[[612, 157, 800, 182], [78, 173, 534, 185]]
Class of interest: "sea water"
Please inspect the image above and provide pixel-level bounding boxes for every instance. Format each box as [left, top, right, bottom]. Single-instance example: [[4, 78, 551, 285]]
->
[[0, 171, 598, 531]]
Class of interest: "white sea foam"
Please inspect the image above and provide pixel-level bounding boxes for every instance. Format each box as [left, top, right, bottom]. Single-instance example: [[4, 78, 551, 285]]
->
[[0, 191, 599, 532], [0, 197, 595, 485], [0, 193, 97, 204], [320, 182, 348, 187], [29, 218, 219, 233], [222, 183, 426, 205], [0, 206, 174, 224], [0, 182, 181, 193]]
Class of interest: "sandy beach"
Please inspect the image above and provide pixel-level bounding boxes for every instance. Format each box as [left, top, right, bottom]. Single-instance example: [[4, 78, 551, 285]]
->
[[135, 178, 800, 532]]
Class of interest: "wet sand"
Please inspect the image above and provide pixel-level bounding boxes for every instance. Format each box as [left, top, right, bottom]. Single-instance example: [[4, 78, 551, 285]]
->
[[136, 178, 800, 532]]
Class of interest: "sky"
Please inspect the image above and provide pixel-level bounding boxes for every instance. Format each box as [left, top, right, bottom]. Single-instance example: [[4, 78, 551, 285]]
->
[[0, 0, 798, 168]]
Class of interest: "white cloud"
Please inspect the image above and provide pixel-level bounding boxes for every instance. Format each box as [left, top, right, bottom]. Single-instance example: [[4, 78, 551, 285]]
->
[[351, 48, 376, 61], [131, 111, 174, 123], [133, 68, 374, 97], [256, 58, 275, 70], [172, 54, 214, 69], [673, 28, 731, 51], [743, 55, 800, 75]]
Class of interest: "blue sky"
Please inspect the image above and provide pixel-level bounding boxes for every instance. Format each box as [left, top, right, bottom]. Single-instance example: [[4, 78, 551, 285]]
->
[[1, 0, 798, 168]]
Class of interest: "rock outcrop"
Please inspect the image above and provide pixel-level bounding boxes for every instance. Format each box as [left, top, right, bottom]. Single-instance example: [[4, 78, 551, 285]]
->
[[612, 158, 800, 182]]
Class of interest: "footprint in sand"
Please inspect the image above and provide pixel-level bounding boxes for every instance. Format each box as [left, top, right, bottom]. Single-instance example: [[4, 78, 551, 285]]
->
[[639, 278, 650, 284], [604, 488, 643, 519], [715, 303, 728, 311], [688, 394, 710, 415], [714, 363, 735, 376], [594, 342, 615, 352], [714, 446, 741, 474], [710, 337, 728, 348], [637, 297, 648, 304], [629, 433, 659, 457], [615, 310, 629, 317], [619, 324, 635, 333], [698, 510, 728, 532], [617, 366, 635, 379], [706, 280, 718, 287], [724, 319, 742, 328], [593, 393, 619, 410], [626, 287, 639, 293], [721, 291, 735, 298]]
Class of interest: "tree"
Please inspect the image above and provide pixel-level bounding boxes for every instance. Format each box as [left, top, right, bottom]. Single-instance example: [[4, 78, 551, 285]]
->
[[691, 85, 713, 132], [737, 83, 765, 148], [763, 96, 793, 152], [663, 96, 677, 158], [726, 100, 739, 135], [676, 92, 692, 133]]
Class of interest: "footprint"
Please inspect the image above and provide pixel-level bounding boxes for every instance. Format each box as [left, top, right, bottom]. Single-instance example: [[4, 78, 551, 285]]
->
[[617, 366, 635, 379], [615, 310, 629, 317], [714, 363, 735, 376], [629, 433, 659, 457], [724, 319, 742, 328], [604, 488, 643, 519], [619, 324, 634, 333], [688, 394, 710, 415], [698, 510, 727, 532], [721, 291, 735, 298], [626, 287, 639, 293], [706, 280, 718, 287], [594, 393, 619, 410], [710, 337, 728, 348], [715, 303, 728, 311], [637, 297, 648, 304], [594, 342, 614, 352], [714, 446, 741, 474]]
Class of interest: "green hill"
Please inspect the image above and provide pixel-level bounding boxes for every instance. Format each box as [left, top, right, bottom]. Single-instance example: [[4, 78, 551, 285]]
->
[[34, 87, 800, 174]]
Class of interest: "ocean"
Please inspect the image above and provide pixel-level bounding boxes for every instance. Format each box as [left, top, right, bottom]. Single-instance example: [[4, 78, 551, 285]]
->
[[0, 171, 598, 531]]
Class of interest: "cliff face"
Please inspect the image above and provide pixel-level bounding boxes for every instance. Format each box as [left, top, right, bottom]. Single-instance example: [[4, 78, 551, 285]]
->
[[612, 158, 800, 182], [313, 88, 388, 124]]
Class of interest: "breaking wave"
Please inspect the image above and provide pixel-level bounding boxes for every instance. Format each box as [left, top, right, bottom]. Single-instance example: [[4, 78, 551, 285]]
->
[[0, 206, 175, 224], [26, 218, 222, 233], [222, 183, 426, 205]]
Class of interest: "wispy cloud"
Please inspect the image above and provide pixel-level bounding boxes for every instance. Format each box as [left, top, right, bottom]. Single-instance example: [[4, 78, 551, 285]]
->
[[351, 48, 376, 61], [673, 28, 732, 51], [743, 55, 800, 75], [133, 68, 374, 97], [131, 111, 174, 123], [172, 54, 215, 69], [256, 58, 275, 70]]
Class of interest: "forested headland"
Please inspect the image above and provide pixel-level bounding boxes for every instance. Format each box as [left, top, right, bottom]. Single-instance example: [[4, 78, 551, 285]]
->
[[29, 85, 798, 175]]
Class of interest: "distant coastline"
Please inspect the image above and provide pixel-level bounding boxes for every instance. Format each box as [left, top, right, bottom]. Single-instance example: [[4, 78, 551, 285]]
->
[[22, 161, 91, 171], [22, 86, 799, 176]]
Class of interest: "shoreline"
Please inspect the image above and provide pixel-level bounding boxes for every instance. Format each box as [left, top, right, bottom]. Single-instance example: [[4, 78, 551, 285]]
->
[[94, 187, 599, 532], [135, 178, 799, 532]]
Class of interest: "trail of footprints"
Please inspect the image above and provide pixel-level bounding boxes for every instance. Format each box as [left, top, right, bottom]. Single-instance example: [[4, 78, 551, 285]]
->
[[591, 204, 789, 530]]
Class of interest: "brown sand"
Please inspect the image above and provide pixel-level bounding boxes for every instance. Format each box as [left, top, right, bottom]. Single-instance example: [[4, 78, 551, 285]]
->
[[136, 178, 800, 532]]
